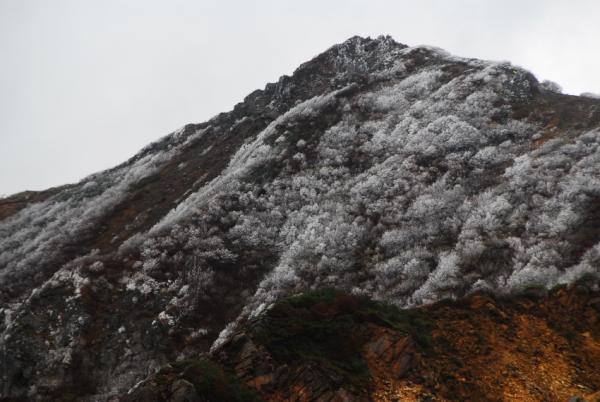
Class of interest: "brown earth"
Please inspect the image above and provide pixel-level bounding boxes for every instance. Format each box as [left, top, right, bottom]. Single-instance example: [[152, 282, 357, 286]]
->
[[370, 284, 600, 401], [121, 278, 600, 402], [0, 186, 68, 221]]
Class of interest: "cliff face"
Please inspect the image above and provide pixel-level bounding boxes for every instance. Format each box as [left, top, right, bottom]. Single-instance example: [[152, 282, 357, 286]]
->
[[1, 36, 599, 401]]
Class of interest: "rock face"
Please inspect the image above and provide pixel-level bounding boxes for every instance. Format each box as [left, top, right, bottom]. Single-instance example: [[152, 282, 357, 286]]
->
[[123, 283, 600, 401], [1, 35, 600, 400]]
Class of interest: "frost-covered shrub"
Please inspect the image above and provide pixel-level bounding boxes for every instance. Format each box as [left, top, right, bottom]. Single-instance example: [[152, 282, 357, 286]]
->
[[403, 115, 481, 157], [580, 92, 600, 99], [540, 80, 563, 93], [0, 128, 207, 298]]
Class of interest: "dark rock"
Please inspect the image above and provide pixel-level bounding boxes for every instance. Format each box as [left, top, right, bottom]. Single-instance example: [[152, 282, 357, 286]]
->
[[169, 379, 200, 402]]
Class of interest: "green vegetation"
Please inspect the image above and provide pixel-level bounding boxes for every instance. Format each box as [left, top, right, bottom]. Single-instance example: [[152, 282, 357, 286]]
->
[[253, 288, 434, 382], [133, 359, 263, 402], [549, 273, 600, 296], [574, 272, 600, 289], [171, 359, 262, 402], [520, 283, 549, 300]]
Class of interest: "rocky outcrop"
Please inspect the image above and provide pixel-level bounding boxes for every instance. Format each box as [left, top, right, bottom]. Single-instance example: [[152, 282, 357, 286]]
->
[[121, 278, 600, 401]]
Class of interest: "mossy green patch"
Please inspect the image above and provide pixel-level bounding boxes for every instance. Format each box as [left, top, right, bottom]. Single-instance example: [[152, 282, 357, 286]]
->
[[253, 288, 434, 383], [574, 272, 600, 289], [181, 359, 261, 402], [157, 359, 262, 402]]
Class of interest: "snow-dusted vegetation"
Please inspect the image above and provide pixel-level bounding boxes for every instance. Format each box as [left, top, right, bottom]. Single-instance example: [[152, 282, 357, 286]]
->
[[0, 126, 206, 299], [124, 44, 600, 322], [0, 38, 600, 362]]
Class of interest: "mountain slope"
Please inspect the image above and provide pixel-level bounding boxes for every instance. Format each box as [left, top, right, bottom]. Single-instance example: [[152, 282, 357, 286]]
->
[[1, 35, 599, 401]]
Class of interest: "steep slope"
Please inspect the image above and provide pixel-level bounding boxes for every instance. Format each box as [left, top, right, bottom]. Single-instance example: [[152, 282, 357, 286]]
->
[[1, 35, 599, 400]]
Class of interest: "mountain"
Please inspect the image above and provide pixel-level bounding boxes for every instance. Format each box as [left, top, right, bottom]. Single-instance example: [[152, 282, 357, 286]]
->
[[1, 35, 599, 401]]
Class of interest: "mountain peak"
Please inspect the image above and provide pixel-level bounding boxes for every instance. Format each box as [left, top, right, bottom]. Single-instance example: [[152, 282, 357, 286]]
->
[[294, 34, 408, 79], [325, 34, 407, 57]]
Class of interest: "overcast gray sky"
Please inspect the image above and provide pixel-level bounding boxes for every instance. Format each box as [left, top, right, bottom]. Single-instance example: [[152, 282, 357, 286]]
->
[[1, 0, 599, 196]]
